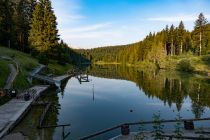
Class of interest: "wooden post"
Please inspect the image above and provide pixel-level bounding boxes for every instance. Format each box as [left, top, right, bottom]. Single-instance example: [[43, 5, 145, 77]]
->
[[121, 124, 130, 135], [62, 126, 65, 140], [184, 121, 194, 130], [199, 32, 202, 56]]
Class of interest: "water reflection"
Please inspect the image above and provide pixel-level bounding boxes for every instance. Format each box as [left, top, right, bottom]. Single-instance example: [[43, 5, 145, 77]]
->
[[13, 64, 210, 140], [87, 65, 210, 119], [12, 89, 60, 140]]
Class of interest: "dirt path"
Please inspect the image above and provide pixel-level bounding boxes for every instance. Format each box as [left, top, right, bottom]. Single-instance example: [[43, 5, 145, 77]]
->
[[0, 56, 19, 90], [4, 64, 18, 90]]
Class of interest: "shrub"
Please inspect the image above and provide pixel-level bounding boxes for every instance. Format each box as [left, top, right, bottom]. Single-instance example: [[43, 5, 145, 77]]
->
[[177, 59, 194, 72], [38, 54, 49, 65]]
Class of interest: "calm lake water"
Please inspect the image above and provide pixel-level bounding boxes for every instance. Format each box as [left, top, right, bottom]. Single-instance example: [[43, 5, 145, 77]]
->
[[13, 65, 210, 140]]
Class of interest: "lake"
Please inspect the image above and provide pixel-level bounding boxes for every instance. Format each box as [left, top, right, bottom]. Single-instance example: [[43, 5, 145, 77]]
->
[[13, 65, 210, 140]]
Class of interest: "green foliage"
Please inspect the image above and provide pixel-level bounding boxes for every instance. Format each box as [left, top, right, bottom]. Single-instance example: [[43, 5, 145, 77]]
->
[[177, 59, 194, 72], [79, 13, 210, 68], [0, 0, 13, 47], [0, 60, 10, 87], [0, 46, 38, 89], [0, 0, 36, 52], [29, 0, 59, 53], [38, 54, 49, 65], [47, 61, 74, 75], [174, 113, 183, 139], [0, 95, 11, 106], [152, 112, 164, 140], [13, 70, 30, 90]]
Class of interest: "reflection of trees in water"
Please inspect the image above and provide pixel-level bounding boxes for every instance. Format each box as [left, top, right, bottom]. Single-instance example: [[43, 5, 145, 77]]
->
[[12, 89, 60, 140], [88, 64, 210, 118]]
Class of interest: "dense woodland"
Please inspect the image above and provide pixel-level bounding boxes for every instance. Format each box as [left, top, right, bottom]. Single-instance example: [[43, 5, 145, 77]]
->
[[81, 13, 210, 67], [0, 0, 88, 65]]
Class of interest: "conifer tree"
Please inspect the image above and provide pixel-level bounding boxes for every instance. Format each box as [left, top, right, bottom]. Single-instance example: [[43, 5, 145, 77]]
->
[[29, 0, 44, 52], [42, 0, 59, 53], [194, 13, 208, 55], [0, 0, 13, 48], [29, 0, 59, 53], [169, 24, 175, 56], [178, 21, 185, 54]]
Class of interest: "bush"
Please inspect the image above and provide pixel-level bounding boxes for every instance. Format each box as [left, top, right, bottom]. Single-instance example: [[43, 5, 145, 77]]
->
[[201, 55, 210, 65], [177, 59, 194, 72], [38, 54, 49, 65]]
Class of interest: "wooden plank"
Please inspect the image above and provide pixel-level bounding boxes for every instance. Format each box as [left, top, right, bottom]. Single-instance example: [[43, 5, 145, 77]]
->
[[126, 117, 210, 126], [79, 117, 210, 140], [38, 124, 71, 129], [161, 134, 210, 140], [38, 103, 51, 127]]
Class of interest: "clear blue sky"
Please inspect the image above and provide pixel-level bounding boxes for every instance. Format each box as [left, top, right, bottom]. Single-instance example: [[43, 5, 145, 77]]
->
[[51, 0, 210, 48]]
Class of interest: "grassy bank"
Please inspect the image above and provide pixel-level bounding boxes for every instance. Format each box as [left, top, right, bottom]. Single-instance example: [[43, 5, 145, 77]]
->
[[0, 60, 10, 87], [0, 46, 74, 90], [48, 60, 74, 75], [93, 54, 210, 75], [0, 46, 39, 89], [165, 54, 210, 74]]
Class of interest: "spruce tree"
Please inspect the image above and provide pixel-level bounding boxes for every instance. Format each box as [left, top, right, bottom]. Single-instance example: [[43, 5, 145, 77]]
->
[[178, 21, 185, 54], [169, 24, 175, 56], [29, 0, 58, 53], [194, 13, 208, 55], [43, 0, 59, 55], [28, 0, 44, 52], [0, 0, 13, 48]]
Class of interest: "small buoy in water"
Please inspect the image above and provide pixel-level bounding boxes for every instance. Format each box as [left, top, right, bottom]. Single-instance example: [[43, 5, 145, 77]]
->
[[129, 109, 133, 112]]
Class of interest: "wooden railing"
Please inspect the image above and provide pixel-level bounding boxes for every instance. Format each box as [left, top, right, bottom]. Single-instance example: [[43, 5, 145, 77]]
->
[[78, 117, 210, 140]]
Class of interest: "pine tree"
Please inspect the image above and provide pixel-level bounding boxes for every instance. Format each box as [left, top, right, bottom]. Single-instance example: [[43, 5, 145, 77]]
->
[[29, 0, 58, 53], [0, 0, 13, 48], [28, 0, 45, 52], [194, 13, 208, 55], [169, 24, 175, 56], [42, 0, 59, 54], [178, 21, 185, 55], [13, 0, 34, 51]]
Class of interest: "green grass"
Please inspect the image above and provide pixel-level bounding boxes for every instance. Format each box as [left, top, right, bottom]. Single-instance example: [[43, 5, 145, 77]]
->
[[0, 60, 10, 87], [0, 46, 39, 90], [0, 95, 11, 106], [166, 54, 210, 74], [0, 46, 74, 90], [48, 60, 74, 75]]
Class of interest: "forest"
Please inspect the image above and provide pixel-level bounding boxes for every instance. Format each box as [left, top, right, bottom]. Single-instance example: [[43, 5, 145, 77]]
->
[[0, 0, 88, 65], [81, 13, 210, 69]]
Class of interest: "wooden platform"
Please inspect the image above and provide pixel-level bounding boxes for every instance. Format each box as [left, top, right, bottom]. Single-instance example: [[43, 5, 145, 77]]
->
[[0, 85, 49, 139]]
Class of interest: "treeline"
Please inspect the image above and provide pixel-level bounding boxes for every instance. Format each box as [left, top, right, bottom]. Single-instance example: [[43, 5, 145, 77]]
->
[[82, 13, 210, 66], [88, 65, 210, 118], [0, 0, 88, 65]]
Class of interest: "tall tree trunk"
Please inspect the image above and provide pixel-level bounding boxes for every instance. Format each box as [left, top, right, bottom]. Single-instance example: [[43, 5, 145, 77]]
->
[[179, 80, 182, 93], [171, 39, 173, 56], [164, 43, 167, 55], [180, 41, 183, 55], [199, 32, 202, 56], [8, 40, 10, 48]]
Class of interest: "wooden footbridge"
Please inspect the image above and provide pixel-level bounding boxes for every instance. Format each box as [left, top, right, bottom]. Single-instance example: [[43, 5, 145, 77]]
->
[[28, 65, 76, 87]]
